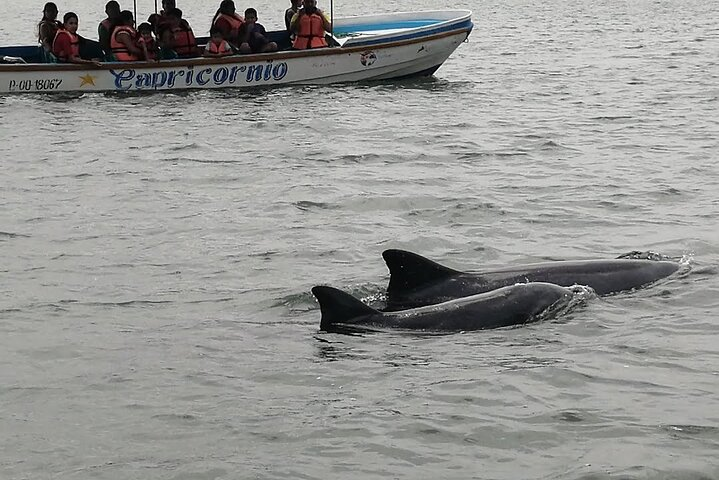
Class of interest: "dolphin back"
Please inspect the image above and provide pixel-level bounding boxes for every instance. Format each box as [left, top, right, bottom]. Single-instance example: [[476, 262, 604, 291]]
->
[[383, 249, 462, 297], [312, 286, 380, 331]]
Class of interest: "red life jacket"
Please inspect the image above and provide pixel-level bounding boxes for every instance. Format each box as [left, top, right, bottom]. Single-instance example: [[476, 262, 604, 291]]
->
[[137, 36, 158, 61], [293, 13, 328, 50], [208, 39, 232, 55], [51, 28, 79, 62], [111, 25, 140, 61], [172, 26, 197, 57]]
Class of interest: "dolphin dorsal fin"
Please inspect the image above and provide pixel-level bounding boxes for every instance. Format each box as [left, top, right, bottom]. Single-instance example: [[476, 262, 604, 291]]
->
[[383, 249, 462, 295], [312, 286, 379, 331]]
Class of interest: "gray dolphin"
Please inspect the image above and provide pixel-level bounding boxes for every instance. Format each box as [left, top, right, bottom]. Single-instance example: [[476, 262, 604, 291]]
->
[[383, 249, 680, 311], [313, 282, 577, 332]]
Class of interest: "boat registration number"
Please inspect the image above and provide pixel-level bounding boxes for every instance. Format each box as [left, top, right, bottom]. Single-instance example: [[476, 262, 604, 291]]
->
[[8, 78, 63, 91]]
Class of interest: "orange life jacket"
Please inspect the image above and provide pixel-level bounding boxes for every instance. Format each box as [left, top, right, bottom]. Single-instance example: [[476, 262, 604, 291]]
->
[[208, 39, 232, 55], [293, 13, 328, 50], [172, 26, 197, 57], [213, 13, 244, 40], [51, 28, 79, 61], [111, 25, 140, 61]]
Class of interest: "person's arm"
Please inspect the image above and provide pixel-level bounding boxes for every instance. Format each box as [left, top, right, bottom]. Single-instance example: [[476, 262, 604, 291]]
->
[[40, 23, 54, 51], [289, 12, 300, 32], [285, 9, 293, 31], [239, 23, 253, 45], [118, 31, 143, 57], [140, 40, 150, 61], [98, 23, 105, 45], [188, 29, 200, 56], [68, 53, 102, 66], [252, 24, 267, 41], [317, 10, 332, 33]]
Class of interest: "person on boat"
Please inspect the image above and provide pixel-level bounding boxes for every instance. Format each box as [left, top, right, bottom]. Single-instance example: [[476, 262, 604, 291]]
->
[[38, 2, 63, 58], [110, 10, 142, 61], [203, 26, 234, 58], [290, 0, 331, 50], [238, 8, 278, 54], [52, 12, 100, 65], [211, 0, 244, 47], [150, 0, 176, 34], [157, 25, 179, 60], [285, 0, 302, 36], [136, 23, 159, 61], [98, 1, 121, 61], [166, 8, 199, 58]]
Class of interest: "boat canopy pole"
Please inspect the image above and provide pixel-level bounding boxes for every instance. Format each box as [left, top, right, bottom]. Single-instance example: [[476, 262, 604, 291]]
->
[[330, 0, 334, 34], [133, 0, 137, 25], [155, 0, 158, 14]]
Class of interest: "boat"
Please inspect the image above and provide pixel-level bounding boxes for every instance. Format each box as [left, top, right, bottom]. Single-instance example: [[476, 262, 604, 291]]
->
[[0, 10, 472, 94]]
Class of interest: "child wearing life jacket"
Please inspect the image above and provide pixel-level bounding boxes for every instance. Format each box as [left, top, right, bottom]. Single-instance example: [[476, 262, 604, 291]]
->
[[136, 22, 159, 61], [203, 26, 234, 58], [238, 8, 278, 54]]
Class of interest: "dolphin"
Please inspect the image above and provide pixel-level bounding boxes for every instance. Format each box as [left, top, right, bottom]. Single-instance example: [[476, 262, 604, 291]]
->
[[313, 282, 577, 332], [383, 249, 680, 311]]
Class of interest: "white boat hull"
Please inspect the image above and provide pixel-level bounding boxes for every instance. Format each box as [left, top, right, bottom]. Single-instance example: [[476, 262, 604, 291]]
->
[[0, 10, 472, 94]]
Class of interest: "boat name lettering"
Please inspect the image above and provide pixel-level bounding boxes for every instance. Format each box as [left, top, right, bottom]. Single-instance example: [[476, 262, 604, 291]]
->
[[8, 78, 63, 92], [110, 62, 288, 90]]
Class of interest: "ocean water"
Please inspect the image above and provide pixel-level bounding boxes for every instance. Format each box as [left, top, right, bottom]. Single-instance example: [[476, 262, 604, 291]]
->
[[1, 0, 718, 479]]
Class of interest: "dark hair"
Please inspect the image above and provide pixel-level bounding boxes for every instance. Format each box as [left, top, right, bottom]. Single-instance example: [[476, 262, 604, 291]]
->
[[244, 7, 257, 17], [106, 1, 120, 11], [167, 7, 182, 18], [210, 26, 222, 36], [63, 12, 78, 24], [220, 0, 235, 11], [43, 2, 58, 14], [138, 22, 153, 34], [119, 10, 134, 25], [162, 0, 176, 8]]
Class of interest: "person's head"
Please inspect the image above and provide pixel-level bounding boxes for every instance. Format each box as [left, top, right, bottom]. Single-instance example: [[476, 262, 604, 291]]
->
[[119, 10, 134, 27], [219, 0, 235, 15], [167, 7, 183, 23], [291, 0, 302, 9], [209, 25, 223, 42], [162, 0, 176, 12], [244, 8, 257, 23], [105, 1, 120, 17], [138, 22, 153, 39], [42, 2, 58, 20], [63, 12, 78, 33], [303, 0, 317, 14]]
